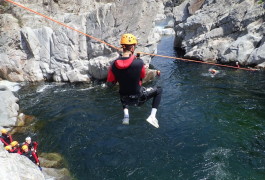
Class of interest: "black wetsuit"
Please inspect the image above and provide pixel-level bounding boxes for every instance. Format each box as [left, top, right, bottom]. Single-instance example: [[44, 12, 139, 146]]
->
[[0, 134, 12, 146], [107, 55, 162, 109], [23, 151, 39, 164]]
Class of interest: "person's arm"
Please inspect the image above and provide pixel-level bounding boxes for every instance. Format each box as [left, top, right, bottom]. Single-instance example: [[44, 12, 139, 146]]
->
[[33, 142, 38, 151], [18, 148, 22, 155], [106, 67, 117, 88], [139, 64, 146, 85], [9, 134, 13, 143], [32, 152, 40, 165], [140, 65, 146, 79], [0, 138, 10, 146]]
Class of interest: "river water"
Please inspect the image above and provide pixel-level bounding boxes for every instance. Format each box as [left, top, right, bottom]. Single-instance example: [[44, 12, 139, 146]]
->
[[15, 35, 265, 180]]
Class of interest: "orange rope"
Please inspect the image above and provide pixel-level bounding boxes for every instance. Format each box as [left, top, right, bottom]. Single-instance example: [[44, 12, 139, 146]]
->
[[138, 52, 257, 71], [5, 0, 258, 72]]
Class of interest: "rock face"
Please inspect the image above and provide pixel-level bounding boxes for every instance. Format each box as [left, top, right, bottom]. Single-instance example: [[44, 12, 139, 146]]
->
[[0, 0, 166, 82], [0, 145, 45, 180], [0, 82, 19, 130], [173, 0, 265, 67]]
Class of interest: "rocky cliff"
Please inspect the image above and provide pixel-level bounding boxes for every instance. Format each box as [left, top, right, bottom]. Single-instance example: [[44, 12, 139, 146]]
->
[[0, 0, 166, 82], [173, 0, 265, 68]]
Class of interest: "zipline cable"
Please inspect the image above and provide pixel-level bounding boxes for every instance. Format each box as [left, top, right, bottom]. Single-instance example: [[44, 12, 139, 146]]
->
[[4, 0, 258, 72], [138, 52, 257, 71]]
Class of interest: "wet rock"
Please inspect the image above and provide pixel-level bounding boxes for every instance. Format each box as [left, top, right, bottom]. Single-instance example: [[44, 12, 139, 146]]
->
[[39, 152, 65, 168], [11, 114, 36, 134], [42, 167, 71, 180], [143, 69, 160, 83], [15, 113, 26, 127], [87, 53, 119, 80], [0, 83, 19, 129], [40, 152, 72, 180]]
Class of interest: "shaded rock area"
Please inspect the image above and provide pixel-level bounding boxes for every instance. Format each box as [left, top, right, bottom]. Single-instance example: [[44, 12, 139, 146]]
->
[[40, 153, 72, 180], [42, 167, 72, 180], [173, 0, 265, 68], [0, 0, 169, 82]]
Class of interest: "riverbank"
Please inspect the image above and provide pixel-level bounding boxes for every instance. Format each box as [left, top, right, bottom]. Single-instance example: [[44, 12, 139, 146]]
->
[[0, 81, 44, 179], [0, 80, 73, 179]]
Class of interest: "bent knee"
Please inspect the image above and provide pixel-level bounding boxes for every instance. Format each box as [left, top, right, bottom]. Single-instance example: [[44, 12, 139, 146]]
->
[[156, 86, 163, 94]]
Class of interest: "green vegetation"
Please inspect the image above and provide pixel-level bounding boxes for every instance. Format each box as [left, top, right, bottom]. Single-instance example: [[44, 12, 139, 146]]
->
[[258, 0, 265, 4]]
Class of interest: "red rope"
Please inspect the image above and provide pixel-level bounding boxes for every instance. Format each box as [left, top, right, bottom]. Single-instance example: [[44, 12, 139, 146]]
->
[[138, 52, 257, 71]]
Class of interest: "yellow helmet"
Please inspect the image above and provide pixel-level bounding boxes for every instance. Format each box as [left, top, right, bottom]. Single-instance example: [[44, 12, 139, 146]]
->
[[1, 129, 7, 134], [11, 141, 18, 147], [5, 145, 12, 151], [22, 145, 28, 151], [120, 34, 137, 45]]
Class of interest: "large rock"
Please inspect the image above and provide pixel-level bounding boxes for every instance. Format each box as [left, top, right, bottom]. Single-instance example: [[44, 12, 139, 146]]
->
[[0, 82, 19, 129], [87, 53, 119, 80], [0, 0, 165, 82], [188, 0, 206, 15], [173, 0, 265, 67], [0, 144, 44, 180]]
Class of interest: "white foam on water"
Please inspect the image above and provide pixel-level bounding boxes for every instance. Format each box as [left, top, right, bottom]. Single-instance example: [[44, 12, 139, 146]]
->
[[195, 147, 232, 179], [53, 89, 68, 93], [0, 80, 21, 92], [201, 70, 226, 78], [77, 87, 94, 91], [36, 84, 54, 93]]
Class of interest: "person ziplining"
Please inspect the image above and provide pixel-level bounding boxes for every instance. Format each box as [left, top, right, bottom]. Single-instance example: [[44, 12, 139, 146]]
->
[[107, 34, 163, 128]]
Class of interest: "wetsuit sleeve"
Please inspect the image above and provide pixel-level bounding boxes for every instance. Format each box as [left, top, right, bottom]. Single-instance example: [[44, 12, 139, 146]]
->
[[33, 142, 38, 150], [9, 148, 15, 153], [9, 134, 13, 143], [0, 138, 10, 146], [140, 65, 146, 79], [33, 152, 39, 163], [107, 67, 117, 83], [18, 148, 22, 155]]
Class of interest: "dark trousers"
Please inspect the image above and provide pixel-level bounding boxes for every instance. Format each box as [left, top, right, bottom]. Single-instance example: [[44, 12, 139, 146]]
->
[[120, 86, 162, 109]]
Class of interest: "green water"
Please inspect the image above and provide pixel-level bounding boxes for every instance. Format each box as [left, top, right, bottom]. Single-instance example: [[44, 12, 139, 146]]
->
[[16, 35, 265, 179]]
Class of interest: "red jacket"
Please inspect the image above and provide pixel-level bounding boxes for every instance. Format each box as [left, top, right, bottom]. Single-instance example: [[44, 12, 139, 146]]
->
[[10, 147, 22, 155]]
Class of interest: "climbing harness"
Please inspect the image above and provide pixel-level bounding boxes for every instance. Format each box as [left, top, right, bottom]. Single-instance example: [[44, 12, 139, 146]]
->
[[4, 0, 258, 72]]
